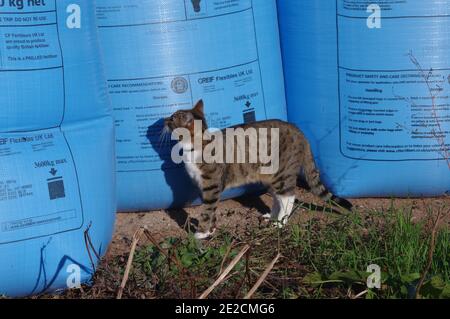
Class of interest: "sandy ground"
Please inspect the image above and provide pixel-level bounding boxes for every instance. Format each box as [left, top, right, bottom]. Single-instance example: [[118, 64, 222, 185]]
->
[[109, 188, 450, 257]]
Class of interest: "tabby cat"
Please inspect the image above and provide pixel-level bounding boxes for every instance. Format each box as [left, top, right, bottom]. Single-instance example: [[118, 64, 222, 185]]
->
[[164, 100, 352, 239]]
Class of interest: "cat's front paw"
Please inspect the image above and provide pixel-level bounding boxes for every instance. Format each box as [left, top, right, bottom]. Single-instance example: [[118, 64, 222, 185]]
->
[[194, 229, 215, 240]]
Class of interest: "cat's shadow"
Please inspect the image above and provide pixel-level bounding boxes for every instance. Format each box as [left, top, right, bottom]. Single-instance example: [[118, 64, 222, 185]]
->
[[165, 194, 271, 234], [166, 208, 199, 234], [164, 191, 342, 234], [147, 119, 200, 208], [147, 119, 202, 233], [234, 191, 342, 216], [233, 194, 271, 215]]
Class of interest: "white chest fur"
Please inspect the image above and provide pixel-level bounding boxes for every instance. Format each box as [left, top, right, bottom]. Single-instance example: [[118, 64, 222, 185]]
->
[[182, 143, 203, 187]]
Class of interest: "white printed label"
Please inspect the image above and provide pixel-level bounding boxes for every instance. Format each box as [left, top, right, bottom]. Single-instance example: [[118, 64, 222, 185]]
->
[[0, 129, 83, 244]]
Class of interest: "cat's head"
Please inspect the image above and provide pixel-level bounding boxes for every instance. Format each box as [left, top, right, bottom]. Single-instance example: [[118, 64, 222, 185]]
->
[[164, 100, 208, 137], [191, 0, 201, 12]]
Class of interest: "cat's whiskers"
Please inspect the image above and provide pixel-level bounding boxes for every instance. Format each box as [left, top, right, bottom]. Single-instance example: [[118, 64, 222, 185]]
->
[[164, 127, 173, 146], [158, 125, 171, 148]]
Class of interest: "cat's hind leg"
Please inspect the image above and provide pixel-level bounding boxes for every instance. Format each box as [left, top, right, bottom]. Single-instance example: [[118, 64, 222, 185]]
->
[[275, 194, 296, 226], [263, 191, 281, 220], [270, 175, 297, 226]]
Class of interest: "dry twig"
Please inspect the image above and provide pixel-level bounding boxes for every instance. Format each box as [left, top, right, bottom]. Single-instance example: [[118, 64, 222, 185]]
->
[[199, 244, 250, 299], [244, 253, 281, 299], [415, 209, 445, 298], [84, 222, 101, 272], [117, 227, 145, 299], [218, 239, 237, 277]]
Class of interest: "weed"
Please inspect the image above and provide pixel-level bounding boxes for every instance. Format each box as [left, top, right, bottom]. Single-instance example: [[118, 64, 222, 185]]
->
[[37, 203, 449, 299]]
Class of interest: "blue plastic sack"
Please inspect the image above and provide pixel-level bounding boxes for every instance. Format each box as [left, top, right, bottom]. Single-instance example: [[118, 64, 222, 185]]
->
[[0, 0, 115, 297], [278, 0, 450, 197], [96, 0, 287, 211], [0, 0, 110, 131]]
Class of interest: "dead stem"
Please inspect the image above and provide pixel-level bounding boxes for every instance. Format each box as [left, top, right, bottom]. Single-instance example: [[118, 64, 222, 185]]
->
[[199, 244, 250, 299], [244, 253, 282, 299], [415, 208, 445, 298], [218, 239, 237, 277], [117, 227, 145, 299]]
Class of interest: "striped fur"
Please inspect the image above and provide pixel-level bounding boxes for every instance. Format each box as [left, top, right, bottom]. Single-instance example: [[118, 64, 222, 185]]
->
[[165, 100, 352, 238]]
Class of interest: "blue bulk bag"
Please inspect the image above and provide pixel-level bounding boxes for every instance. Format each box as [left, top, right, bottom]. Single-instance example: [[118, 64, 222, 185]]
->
[[96, 0, 287, 211], [278, 0, 450, 197], [0, 0, 115, 297], [0, 0, 110, 131]]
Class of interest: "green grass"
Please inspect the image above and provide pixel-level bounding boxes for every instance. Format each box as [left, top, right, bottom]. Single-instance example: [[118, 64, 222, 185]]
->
[[114, 204, 449, 299], [50, 203, 449, 299], [290, 207, 449, 298], [129, 230, 248, 298]]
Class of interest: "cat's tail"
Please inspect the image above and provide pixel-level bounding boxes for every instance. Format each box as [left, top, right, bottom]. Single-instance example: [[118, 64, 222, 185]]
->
[[302, 145, 353, 211]]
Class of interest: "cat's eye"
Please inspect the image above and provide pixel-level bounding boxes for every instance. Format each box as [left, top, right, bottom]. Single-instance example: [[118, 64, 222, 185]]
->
[[177, 113, 186, 120]]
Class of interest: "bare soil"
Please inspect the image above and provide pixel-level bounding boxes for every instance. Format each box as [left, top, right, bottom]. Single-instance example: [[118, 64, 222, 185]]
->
[[35, 188, 449, 299], [111, 188, 450, 258]]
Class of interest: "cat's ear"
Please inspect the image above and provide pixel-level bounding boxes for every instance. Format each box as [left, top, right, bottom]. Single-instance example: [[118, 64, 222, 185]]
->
[[192, 99, 204, 116]]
